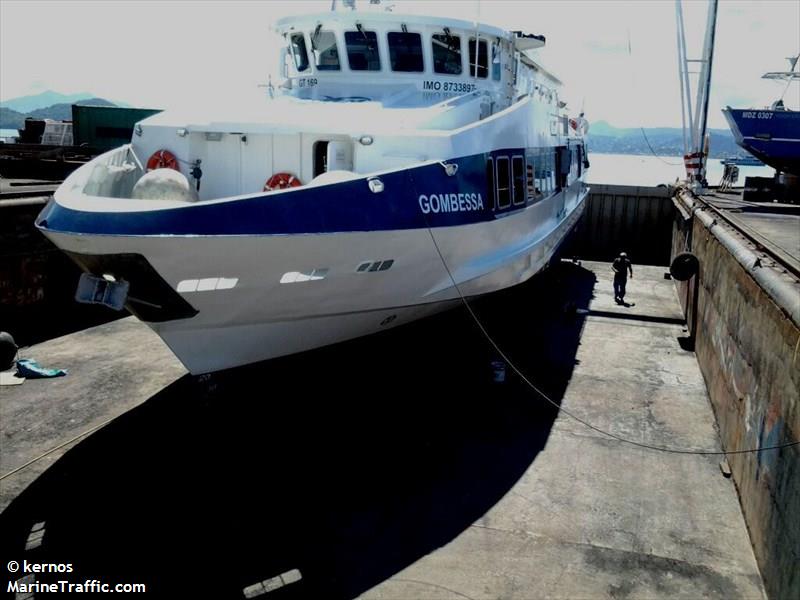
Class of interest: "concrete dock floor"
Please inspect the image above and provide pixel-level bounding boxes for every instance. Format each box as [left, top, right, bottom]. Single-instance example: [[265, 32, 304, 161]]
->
[[0, 261, 764, 598]]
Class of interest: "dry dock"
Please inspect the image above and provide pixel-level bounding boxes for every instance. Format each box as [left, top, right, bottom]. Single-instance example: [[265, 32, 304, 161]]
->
[[1, 180, 119, 346], [673, 188, 799, 599], [1, 260, 766, 598]]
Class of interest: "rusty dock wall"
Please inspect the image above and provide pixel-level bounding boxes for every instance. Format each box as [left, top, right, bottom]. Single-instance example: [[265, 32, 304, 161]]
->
[[0, 194, 119, 345], [673, 190, 800, 600]]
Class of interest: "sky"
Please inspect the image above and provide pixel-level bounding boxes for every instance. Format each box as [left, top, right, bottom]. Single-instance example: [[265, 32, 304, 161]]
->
[[1, 0, 798, 129]]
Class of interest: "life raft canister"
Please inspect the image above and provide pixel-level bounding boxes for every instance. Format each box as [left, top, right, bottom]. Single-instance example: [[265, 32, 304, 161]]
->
[[146, 149, 179, 172], [264, 172, 302, 192]]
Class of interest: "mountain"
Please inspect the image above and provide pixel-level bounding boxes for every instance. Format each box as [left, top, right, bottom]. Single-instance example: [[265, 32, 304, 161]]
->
[[0, 91, 95, 113], [0, 90, 132, 113], [28, 98, 118, 121], [588, 121, 746, 158], [0, 98, 119, 130], [0, 107, 26, 130], [588, 120, 620, 137]]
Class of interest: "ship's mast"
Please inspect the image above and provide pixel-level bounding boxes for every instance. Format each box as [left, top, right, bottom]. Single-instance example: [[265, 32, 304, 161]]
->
[[676, 0, 718, 189], [762, 55, 800, 81], [763, 55, 800, 109]]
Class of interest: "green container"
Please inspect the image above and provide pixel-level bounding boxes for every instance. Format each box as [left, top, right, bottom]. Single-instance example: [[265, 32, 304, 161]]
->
[[72, 104, 162, 151]]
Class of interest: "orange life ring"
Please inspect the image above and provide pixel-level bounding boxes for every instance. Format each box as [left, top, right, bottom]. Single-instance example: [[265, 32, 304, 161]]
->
[[146, 149, 179, 172], [264, 172, 302, 192]]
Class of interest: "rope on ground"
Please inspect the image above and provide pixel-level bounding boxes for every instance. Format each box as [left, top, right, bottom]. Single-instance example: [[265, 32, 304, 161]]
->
[[0, 416, 116, 481]]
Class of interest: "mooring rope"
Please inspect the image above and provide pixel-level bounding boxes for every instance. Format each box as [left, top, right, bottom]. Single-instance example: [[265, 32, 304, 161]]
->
[[423, 214, 799, 457]]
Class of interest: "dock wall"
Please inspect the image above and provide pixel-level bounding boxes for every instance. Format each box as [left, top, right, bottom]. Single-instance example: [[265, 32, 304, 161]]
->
[[566, 184, 674, 265], [0, 198, 117, 346], [672, 192, 800, 600]]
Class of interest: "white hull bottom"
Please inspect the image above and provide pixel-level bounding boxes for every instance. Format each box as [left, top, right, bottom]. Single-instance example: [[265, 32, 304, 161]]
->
[[158, 301, 459, 374], [45, 183, 587, 373]]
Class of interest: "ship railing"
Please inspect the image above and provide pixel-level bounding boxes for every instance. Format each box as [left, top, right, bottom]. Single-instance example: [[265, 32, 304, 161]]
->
[[80, 145, 145, 200]]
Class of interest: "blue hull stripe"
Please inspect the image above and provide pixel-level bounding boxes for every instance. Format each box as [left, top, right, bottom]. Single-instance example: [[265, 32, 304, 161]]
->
[[37, 149, 554, 236], [724, 109, 800, 141]]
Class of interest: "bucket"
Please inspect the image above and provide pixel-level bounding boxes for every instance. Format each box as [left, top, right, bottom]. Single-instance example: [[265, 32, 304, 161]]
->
[[491, 359, 506, 383]]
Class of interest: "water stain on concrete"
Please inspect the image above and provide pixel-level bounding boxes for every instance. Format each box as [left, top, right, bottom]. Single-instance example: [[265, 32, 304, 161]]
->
[[583, 544, 741, 599]]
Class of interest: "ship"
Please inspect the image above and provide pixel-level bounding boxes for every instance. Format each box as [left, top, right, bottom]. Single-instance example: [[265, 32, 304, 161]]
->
[[722, 55, 800, 176], [35, 2, 590, 374]]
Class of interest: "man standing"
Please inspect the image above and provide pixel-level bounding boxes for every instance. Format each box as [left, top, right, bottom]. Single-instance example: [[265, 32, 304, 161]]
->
[[612, 252, 633, 304]]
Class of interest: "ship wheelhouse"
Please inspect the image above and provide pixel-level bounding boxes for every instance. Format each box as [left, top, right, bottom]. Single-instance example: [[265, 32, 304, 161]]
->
[[275, 12, 551, 112], [61, 11, 578, 205]]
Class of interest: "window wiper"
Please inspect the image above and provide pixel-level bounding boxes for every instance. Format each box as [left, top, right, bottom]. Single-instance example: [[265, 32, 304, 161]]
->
[[311, 24, 322, 50], [443, 27, 456, 51], [355, 23, 375, 50]]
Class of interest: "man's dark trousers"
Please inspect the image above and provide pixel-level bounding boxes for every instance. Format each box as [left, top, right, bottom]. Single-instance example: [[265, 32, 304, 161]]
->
[[614, 274, 627, 301]]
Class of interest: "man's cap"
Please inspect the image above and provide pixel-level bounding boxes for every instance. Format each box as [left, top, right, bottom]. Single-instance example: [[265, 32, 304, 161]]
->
[[620, 252, 627, 257]]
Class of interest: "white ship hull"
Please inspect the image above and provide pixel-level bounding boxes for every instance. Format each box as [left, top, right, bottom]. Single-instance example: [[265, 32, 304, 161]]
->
[[43, 180, 586, 373]]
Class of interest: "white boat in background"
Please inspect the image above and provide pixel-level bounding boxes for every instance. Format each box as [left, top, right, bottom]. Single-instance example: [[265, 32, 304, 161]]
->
[[36, 1, 590, 374]]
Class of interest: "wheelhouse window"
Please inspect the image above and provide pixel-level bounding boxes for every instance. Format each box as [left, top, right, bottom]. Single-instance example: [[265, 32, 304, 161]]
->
[[512, 156, 525, 205], [345, 29, 380, 71], [496, 157, 510, 208], [312, 30, 340, 71], [491, 44, 501, 81], [469, 38, 488, 78], [432, 32, 462, 75], [388, 32, 423, 72], [290, 33, 309, 72]]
